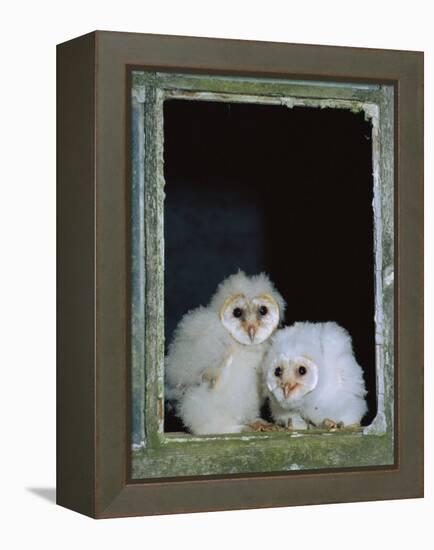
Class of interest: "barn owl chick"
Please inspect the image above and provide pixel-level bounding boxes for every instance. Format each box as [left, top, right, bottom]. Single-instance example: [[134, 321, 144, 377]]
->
[[263, 322, 368, 429], [165, 271, 285, 434]]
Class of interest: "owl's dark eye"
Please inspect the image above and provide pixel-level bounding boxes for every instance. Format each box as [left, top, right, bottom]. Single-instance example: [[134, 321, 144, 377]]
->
[[259, 305, 268, 316], [233, 307, 243, 318], [298, 366, 307, 375], [274, 366, 283, 377]]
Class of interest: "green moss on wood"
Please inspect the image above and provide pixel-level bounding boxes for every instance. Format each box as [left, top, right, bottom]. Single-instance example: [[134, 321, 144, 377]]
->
[[133, 70, 382, 103], [132, 433, 394, 478]]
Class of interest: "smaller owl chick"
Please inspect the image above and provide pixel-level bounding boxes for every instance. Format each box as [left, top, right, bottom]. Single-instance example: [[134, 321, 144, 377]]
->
[[165, 271, 285, 434], [263, 322, 368, 429]]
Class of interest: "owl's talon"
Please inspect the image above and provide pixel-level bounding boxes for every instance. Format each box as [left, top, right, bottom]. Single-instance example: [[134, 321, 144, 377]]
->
[[322, 418, 343, 430], [248, 420, 278, 432]]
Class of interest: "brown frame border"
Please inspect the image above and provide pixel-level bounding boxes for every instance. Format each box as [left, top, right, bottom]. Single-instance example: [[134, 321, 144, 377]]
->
[[57, 30, 423, 518]]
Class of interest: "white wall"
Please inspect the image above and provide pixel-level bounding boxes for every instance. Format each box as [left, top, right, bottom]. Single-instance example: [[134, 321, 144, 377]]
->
[[1, 1, 431, 547]]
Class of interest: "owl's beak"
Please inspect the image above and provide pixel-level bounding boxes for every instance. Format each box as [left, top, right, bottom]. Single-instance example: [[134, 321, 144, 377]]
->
[[247, 324, 256, 342], [283, 382, 298, 399]]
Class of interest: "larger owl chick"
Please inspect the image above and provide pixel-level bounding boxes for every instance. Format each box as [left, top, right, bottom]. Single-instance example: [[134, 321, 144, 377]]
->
[[165, 271, 285, 434], [263, 322, 368, 429]]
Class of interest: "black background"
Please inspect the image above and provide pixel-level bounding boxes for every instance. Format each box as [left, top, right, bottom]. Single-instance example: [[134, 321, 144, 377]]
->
[[163, 99, 376, 430]]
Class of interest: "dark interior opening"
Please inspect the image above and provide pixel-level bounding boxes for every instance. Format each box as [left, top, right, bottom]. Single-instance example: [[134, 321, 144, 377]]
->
[[163, 98, 376, 432]]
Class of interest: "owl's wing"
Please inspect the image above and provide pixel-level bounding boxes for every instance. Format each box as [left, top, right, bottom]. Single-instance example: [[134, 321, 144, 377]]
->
[[165, 306, 232, 394], [322, 323, 367, 398]]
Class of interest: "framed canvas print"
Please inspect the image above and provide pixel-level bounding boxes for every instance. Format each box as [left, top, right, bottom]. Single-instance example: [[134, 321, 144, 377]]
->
[[57, 31, 423, 518]]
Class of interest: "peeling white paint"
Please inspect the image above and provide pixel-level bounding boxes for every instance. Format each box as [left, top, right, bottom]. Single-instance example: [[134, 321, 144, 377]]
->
[[384, 265, 394, 287], [363, 103, 379, 128], [131, 441, 146, 452], [370, 93, 389, 436], [363, 410, 387, 435], [132, 85, 146, 103], [281, 97, 366, 112]]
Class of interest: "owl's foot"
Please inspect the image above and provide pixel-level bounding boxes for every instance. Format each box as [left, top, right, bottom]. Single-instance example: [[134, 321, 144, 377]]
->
[[248, 419, 281, 432], [322, 418, 344, 431]]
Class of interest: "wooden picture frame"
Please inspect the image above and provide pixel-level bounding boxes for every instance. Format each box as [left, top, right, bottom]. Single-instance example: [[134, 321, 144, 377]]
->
[[57, 31, 424, 518]]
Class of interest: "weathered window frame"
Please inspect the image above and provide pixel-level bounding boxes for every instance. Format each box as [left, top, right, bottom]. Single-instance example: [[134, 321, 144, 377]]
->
[[130, 70, 395, 479]]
